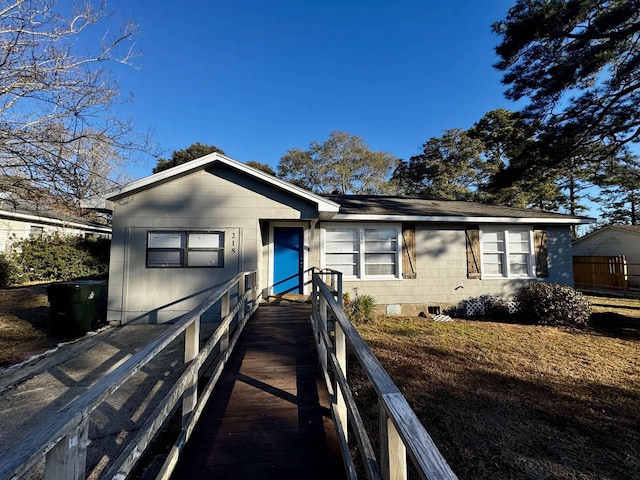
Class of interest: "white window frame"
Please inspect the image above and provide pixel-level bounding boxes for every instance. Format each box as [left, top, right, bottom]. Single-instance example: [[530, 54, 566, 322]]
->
[[322, 224, 402, 280], [480, 226, 535, 279]]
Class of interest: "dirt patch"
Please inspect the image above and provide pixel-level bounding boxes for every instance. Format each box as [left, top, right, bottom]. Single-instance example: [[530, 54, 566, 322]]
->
[[0, 284, 71, 367], [351, 295, 640, 479]]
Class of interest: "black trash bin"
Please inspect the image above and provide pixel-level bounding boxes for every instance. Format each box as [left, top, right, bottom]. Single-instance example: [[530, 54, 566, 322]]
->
[[47, 280, 107, 336]]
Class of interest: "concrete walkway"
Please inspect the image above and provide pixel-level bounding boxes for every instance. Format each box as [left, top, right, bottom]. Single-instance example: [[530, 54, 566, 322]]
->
[[0, 322, 197, 479]]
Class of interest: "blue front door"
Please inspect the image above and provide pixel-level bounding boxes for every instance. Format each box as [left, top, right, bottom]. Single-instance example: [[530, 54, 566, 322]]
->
[[274, 227, 303, 294]]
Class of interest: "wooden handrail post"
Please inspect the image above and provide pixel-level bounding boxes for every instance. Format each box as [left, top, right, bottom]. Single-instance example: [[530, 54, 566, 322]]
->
[[380, 403, 407, 480], [44, 417, 89, 480], [183, 317, 200, 424], [220, 291, 230, 353], [239, 274, 247, 315], [335, 321, 348, 443]]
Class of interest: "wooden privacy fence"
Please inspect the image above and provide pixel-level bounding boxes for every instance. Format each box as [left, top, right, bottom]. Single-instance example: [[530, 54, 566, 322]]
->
[[573, 255, 629, 291], [0, 270, 259, 480], [311, 268, 457, 480]]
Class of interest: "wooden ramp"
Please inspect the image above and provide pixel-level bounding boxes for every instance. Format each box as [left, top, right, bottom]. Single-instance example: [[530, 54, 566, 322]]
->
[[172, 301, 346, 479]]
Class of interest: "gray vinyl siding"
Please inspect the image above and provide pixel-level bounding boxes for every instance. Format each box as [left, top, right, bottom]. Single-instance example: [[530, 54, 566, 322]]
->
[[320, 223, 573, 309], [108, 165, 317, 325]]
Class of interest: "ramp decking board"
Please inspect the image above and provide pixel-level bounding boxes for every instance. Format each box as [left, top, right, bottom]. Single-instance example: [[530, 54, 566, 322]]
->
[[172, 302, 346, 479]]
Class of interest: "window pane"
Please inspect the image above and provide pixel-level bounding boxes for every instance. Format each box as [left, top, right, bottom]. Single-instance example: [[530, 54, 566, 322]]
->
[[148, 250, 183, 267], [326, 229, 358, 253], [483, 231, 504, 253], [364, 253, 395, 264], [189, 232, 223, 248], [149, 232, 184, 248], [188, 250, 223, 267], [365, 263, 395, 275], [29, 226, 44, 239], [365, 229, 396, 252], [326, 253, 357, 276], [483, 253, 504, 276], [364, 253, 396, 276], [509, 253, 529, 275], [508, 230, 530, 253]]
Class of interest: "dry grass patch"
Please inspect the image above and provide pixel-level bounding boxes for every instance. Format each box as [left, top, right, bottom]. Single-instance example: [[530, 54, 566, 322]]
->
[[0, 285, 59, 367], [353, 303, 640, 479]]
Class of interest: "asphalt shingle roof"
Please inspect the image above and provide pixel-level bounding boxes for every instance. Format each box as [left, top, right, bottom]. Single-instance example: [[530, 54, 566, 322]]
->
[[323, 195, 591, 220]]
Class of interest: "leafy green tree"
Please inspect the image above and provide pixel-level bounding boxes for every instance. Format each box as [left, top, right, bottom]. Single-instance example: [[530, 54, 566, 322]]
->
[[245, 161, 276, 176], [493, 0, 640, 168], [393, 129, 486, 200], [470, 109, 564, 209], [153, 143, 225, 174], [277, 131, 398, 194]]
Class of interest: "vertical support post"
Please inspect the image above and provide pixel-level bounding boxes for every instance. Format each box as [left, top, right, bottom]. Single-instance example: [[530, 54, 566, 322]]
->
[[318, 287, 332, 395], [380, 403, 407, 480], [183, 318, 200, 423], [239, 273, 247, 317], [249, 271, 257, 306], [45, 417, 89, 480], [335, 322, 347, 442], [220, 291, 230, 353]]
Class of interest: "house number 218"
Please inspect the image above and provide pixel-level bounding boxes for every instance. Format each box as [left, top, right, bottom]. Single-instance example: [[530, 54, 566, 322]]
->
[[231, 232, 236, 254]]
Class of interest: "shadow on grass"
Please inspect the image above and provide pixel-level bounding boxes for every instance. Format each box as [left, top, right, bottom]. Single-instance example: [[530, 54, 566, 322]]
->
[[589, 312, 640, 341], [11, 306, 51, 335], [348, 342, 640, 480]]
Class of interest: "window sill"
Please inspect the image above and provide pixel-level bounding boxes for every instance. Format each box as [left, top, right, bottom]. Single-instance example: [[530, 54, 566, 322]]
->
[[481, 275, 535, 280], [341, 276, 404, 282]]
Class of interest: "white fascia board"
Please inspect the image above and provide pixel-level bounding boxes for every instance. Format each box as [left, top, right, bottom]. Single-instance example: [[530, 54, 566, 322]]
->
[[331, 214, 595, 225], [0, 210, 112, 233], [95, 152, 339, 214]]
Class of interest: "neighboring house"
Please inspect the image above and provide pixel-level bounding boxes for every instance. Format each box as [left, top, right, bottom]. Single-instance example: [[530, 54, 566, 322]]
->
[[85, 153, 593, 325], [572, 225, 640, 288], [0, 204, 111, 254]]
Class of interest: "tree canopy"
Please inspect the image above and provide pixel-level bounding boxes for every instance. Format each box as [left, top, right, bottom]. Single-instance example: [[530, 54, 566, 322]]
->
[[393, 129, 485, 201], [0, 0, 147, 215], [245, 161, 276, 176], [152, 143, 225, 174], [493, 0, 640, 165], [277, 131, 398, 194]]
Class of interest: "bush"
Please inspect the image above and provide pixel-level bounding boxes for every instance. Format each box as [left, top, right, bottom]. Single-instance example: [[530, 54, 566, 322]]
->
[[10, 234, 110, 283], [516, 283, 591, 328], [453, 294, 517, 319], [0, 253, 13, 287], [343, 292, 377, 324]]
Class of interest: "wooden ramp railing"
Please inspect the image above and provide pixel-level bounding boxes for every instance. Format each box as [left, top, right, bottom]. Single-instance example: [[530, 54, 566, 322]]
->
[[0, 270, 259, 480], [311, 269, 458, 480]]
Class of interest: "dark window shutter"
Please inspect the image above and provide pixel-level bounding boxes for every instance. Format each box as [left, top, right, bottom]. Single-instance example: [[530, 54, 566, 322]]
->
[[466, 227, 481, 279], [534, 229, 549, 277], [402, 223, 416, 279]]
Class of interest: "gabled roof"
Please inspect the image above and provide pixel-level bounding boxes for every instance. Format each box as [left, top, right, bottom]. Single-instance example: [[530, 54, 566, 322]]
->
[[0, 193, 111, 232], [0, 208, 112, 233], [323, 195, 594, 225], [573, 224, 640, 245], [82, 153, 340, 214]]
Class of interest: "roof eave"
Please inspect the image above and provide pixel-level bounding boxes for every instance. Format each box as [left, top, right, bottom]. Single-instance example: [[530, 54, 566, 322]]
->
[[329, 214, 595, 224], [90, 153, 339, 214]]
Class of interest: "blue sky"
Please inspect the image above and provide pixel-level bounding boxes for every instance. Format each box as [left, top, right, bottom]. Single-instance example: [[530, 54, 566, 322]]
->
[[107, 0, 519, 179]]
